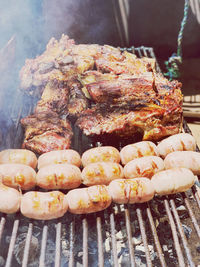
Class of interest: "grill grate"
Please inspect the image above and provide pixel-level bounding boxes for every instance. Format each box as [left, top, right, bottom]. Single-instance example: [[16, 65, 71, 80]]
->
[[0, 47, 200, 267]]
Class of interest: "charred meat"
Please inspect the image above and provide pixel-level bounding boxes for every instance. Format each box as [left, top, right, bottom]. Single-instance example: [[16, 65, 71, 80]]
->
[[20, 35, 183, 150], [21, 111, 73, 154]]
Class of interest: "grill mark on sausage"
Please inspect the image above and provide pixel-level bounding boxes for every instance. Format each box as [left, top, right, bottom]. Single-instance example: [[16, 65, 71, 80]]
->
[[180, 140, 186, 151], [148, 142, 156, 155], [54, 173, 58, 186], [151, 161, 158, 170], [137, 148, 143, 157]]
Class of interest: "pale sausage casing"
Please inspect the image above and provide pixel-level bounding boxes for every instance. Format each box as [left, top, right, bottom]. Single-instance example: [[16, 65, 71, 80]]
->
[[157, 133, 196, 158], [21, 191, 68, 220], [82, 162, 124, 186], [36, 163, 82, 189], [124, 156, 164, 179], [108, 178, 155, 204], [0, 149, 37, 169], [151, 168, 195, 195], [164, 151, 200, 175], [81, 146, 120, 167], [0, 183, 21, 213], [120, 141, 158, 165], [0, 163, 36, 190], [38, 149, 81, 169], [66, 185, 112, 214]]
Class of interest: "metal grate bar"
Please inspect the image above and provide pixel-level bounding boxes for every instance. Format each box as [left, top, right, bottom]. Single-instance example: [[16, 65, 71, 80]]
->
[[96, 216, 104, 267], [170, 199, 195, 267], [39, 224, 48, 267], [146, 205, 167, 267], [134, 48, 143, 58], [182, 193, 200, 238], [0, 216, 6, 244], [55, 222, 62, 267], [68, 220, 75, 267], [124, 207, 135, 267], [5, 219, 19, 267], [82, 218, 88, 267], [164, 200, 185, 266], [192, 187, 200, 209], [136, 208, 152, 267], [110, 211, 119, 267], [22, 223, 33, 267]]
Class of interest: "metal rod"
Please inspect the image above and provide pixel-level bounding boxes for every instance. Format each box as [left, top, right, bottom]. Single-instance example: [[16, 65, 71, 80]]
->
[[110, 211, 119, 267], [68, 220, 75, 267], [164, 200, 185, 267], [136, 208, 152, 267], [5, 219, 19, 267], [0, 216, 6, 244], [39, 224, 48, 267], [22, 223, 33, 267], [192, 187, 200, 209], [170, 199, 195, 267], [55, 222, 61, 267], [146, 205, 167, 267], [182, 193, 200, 238], [124, 207, 135, 267], [96, 216, 104, 267], [82, 218, 88, 267]]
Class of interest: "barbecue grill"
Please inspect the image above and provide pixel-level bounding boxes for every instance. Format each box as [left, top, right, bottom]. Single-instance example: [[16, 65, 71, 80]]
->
[[0, 46, 199, 267]]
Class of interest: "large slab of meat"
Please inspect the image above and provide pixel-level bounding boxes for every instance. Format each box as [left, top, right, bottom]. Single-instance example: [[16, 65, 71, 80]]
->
[[20, 35, 183, 154]]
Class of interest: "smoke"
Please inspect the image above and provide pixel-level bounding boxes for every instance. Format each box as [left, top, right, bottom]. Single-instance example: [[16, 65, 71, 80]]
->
[[0, 0, 121, 127]]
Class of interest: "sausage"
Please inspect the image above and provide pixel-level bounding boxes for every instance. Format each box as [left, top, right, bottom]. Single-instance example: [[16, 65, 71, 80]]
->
[[38, 149, 81, 169], [120, 141, 158, 165], [124, 156, 164, 179], [0, 149, 37, 169], [81, 146, 120, 167], [66, 185, 112, 214], [164, 151, 200, 175], [108, 178, 155, 204], [0, 183, 21, 213], [36, 163, 82, 189], [0, 164, 36, 190], [20, 191, 68, 220], [151, 168, 195, 195], [157, 133, 196, 158], [82, 162, 124, 186]]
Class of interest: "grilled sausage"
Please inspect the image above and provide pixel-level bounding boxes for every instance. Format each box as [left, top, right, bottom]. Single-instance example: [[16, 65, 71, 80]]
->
[[81, 146, 120, 167], [0, 164, 36, 190], [151, 168, 195, 195], [20, 191, 68, 220], [120, 141, 158, 165], [38, 149, 81, 169], [0, 149, 37, 169], [0, 183, 21, 213], [82, 162, 124, 186], [66, 185, 112, 214], [164, 151, 200, 175], [36, 164, 82, 189], [108, 178, 155, 204], [124, 156, 164, 179], [157, 133, 196, 158]]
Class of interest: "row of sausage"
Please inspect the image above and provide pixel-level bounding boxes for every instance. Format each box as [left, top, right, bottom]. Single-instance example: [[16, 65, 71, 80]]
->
[[0, 133, 197, 169], [0, 167, 196, 219], [0, 149, 199, 191]]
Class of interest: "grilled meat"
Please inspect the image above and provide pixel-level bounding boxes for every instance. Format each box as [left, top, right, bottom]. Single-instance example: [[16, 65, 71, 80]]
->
[[76, 104, 182, 141], [21, 111, 72, 154], [20, 34, 183, 148], [35, 78, 69, 114], [22, 131, 72, 154]]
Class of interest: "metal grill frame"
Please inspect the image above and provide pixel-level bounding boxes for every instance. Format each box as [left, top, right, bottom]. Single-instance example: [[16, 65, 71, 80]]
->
[[0, 46, 199, 267]]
